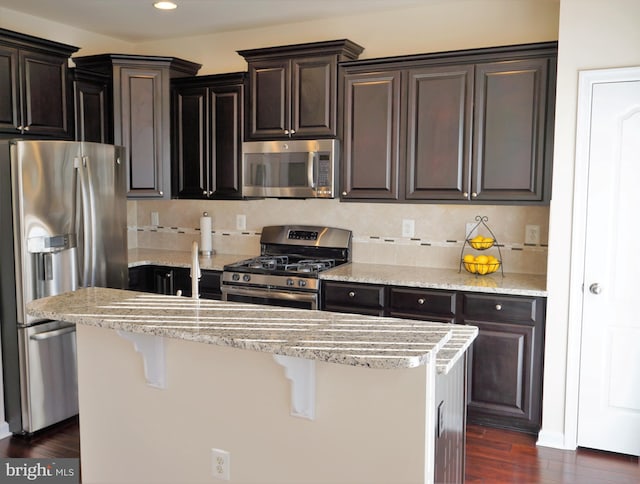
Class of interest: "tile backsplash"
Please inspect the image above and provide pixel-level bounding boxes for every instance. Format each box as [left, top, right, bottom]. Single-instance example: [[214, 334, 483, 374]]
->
[[129, 199, 549, 275]]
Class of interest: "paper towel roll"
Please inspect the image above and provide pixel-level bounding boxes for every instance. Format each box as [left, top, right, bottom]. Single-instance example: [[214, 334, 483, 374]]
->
[[200, 212, 212, 256]]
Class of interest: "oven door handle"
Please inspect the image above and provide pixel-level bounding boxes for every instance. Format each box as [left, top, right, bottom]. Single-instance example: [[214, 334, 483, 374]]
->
[[222, 286, 318, 307]]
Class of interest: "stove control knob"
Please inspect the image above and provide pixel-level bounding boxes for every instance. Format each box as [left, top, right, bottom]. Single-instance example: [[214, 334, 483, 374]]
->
[[232, 273, 240, 281], [286, 278, 295, 286], [298, 280, 307, 287], [243, 274, 251, 282]]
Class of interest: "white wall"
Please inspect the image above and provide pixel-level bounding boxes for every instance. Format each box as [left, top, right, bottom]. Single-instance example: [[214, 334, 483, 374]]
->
[[540, 0, 640, 448], [0, 7, 133, 54], [133, 0, 559, 73]]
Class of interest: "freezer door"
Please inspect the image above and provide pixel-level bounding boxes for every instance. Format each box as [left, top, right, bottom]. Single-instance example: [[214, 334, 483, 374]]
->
[[18, 321, 79, 433]]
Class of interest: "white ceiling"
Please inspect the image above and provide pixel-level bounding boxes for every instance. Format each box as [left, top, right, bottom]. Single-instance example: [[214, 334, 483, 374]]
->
[[0, 0, 428, 42]]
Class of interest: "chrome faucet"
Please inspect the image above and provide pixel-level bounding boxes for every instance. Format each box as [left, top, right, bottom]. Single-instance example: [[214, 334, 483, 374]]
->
[[191, 240, 201, 300]]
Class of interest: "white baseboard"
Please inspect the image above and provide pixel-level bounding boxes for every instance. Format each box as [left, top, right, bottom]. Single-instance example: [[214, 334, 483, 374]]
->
[[0, 420, 11, 441], [536, 429, 576, 450]]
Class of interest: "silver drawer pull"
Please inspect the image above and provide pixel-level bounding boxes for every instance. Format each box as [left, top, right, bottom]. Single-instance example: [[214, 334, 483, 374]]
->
[[495, 304, 502, 311], [417, 298, 426, 305], [348, 291, 356, 298]]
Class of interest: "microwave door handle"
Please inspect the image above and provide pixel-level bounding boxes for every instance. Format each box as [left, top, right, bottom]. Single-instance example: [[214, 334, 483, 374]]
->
[[308, 152, 316, 189]]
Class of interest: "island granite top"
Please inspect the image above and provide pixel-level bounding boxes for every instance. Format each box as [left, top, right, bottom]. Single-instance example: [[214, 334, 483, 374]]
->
[[27, 287, 476, 373]]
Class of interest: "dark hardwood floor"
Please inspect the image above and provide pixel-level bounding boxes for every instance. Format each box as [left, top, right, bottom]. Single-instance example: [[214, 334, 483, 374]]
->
[[466, 424, 640, 483], [0, 418, 638, 483]]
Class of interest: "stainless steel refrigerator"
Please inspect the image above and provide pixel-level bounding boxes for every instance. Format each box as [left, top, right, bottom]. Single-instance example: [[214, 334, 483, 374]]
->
[[0, 139, 127, 434]]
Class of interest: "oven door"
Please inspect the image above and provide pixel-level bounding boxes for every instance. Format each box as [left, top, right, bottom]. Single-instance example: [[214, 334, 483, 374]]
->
[[221, 285, 318, 310]]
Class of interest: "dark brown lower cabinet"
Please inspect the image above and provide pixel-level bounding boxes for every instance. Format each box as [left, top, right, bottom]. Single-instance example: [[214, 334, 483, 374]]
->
[[128, 266, 221, 300], [322, 280, 546, 434], [434, 354, 467, 484], [460, 293, 545, 434]]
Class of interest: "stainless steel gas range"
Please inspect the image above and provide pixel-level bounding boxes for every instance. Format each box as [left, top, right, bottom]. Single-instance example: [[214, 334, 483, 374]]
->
[[221, 225, 352, 309]]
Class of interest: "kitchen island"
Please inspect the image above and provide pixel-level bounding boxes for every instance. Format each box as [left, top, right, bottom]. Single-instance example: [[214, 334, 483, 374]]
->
[[28, 287, 476, 484]]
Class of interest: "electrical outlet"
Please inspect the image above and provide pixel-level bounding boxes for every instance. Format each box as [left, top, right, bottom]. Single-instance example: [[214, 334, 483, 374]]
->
[[236, 214, 246, 231], [211, 448, 230, 481], [151, 211, 159, 227], [402, 219, 415, 238], [525, 224, 540, 245], [465, 222, 478, 239]]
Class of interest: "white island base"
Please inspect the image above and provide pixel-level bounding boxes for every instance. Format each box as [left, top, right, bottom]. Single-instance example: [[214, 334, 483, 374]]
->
[[77, 324, 459, 484]]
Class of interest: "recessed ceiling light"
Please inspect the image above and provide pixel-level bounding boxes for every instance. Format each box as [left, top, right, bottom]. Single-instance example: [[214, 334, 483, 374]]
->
[[153, 2, 178, 10]]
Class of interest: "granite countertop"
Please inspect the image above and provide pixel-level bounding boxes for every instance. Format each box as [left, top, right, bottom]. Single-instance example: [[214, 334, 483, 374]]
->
[[128, 248, 546, 296], [27, 287, 477, 373], [320, 262, 547, 297], [128, 248, 253, 271]]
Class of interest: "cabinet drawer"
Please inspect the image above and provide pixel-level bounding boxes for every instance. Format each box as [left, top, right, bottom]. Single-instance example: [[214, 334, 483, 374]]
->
[[323, 282, 385, 309], [389, 288, 456, 321], [200, 270, 222, 300], [462, 293, 540, 324]]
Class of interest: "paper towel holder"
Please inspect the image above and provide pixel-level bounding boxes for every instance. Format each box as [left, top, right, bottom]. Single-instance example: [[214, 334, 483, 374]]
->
[[199, 211, 213, 257]]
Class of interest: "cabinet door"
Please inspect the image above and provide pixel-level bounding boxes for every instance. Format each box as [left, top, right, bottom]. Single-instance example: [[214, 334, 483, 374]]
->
[[152, 266, 175, 295], [464, 320, 540, 431], [461, 292, 545, 433], [247, 59, 289, 139], [73, 71, 112, 143], [0, 45, 19, 133], [292, 55, 335, 138], [19, 50, 70, 137], [210, 85, 243, 198], [173, 85, 207, 198], [472, 58, 550, 202], [405, 65, 473, 200], [341, 71, 401, 200], [117, 67, 168, 198]]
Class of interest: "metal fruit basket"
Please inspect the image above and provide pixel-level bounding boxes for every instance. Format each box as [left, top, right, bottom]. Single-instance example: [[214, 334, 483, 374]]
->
[[459, 215, 504, 277]]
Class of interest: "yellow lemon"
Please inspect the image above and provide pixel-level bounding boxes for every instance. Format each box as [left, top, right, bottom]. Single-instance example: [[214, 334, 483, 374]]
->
[[482, 237, 494, 249], [463, 254, 475, 263], [475, 255, 489, 264]]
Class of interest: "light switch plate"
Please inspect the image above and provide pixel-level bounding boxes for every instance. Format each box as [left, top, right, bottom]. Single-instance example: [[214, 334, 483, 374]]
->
[[151, 211, 159, 227], [236, 214, 246, 231]]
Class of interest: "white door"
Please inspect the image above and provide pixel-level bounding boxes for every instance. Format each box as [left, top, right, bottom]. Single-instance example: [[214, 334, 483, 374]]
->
[[577, 69, 640, 456]]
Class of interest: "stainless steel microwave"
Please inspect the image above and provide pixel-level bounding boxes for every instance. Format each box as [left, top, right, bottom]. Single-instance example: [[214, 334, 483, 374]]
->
[[242, 139, 339, 198]]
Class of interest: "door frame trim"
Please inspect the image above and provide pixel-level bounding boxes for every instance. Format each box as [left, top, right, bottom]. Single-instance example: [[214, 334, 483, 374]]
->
[[565, 65, 640, 450]]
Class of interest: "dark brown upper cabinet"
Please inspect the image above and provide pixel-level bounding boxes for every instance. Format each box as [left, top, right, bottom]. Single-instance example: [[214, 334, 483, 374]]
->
[[0, 28, 78, 139], [340, 42, 557, 204], [70, 68, 113, 144], [171, 73, 245, 199], [341, 70, 402, 199], [72, 54, 201, 199], [238, 40, 363, 140]]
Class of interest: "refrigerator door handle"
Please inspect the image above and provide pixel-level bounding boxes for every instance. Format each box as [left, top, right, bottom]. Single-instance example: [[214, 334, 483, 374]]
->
[[77, 155, 97, 287], [29, 325, 76, 341]]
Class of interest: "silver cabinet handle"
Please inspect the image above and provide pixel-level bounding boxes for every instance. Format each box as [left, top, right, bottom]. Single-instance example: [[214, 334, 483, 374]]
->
[[348, 291, 356, 298], [495, 304, 502, 311], [290, 129, 296, 135], [589, 283, 603, 295], [471, 192, 478, 198], [342, 191, 347, 196], [463, 192, 468, 198], [284, 129, 289, 135], [417, 298, 426, 305], [203, 190, 208, 196]]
